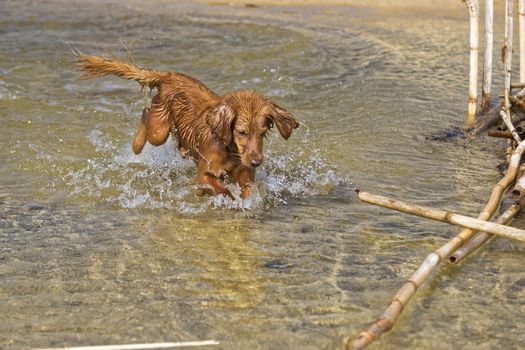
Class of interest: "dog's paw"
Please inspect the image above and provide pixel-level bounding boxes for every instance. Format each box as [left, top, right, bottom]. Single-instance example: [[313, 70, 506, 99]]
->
[[195, 186, 215, 197]]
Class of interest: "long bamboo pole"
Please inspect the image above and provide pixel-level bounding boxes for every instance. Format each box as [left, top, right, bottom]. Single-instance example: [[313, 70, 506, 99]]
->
[[449, 203, 521, 263], [482, 0, 494, 111], [356, 191, 525, 241], [518, 0, 525, 83], [32, 341, 220, 350], [346, 139, 525, 350], [465, 0, 480, 121], [502, 0, 518, 172], [504, 0, 514, 122]]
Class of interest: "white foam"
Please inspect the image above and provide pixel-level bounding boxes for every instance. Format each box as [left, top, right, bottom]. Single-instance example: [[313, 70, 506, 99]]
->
[[64, 128, 348, 212]]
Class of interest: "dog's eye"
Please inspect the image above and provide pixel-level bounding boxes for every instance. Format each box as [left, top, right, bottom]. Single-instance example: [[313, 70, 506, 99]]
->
[[238, 131, 248, 137]]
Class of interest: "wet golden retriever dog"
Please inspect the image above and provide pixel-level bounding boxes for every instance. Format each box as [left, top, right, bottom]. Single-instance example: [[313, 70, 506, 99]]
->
[[76, 54, 299, 200]]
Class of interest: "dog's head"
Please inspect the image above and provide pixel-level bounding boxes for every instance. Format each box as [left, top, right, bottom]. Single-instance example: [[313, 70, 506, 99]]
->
[[206, 90, 299, 168]]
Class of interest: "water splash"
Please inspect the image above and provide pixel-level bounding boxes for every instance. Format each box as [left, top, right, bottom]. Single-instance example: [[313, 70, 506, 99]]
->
[[64, 128, 348, 213]]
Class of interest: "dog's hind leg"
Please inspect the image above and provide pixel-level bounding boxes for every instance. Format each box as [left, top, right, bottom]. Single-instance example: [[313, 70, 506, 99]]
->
[[145, 97, 172, 146], [132, 108, 149, 154], [132, 96, 172, 154]]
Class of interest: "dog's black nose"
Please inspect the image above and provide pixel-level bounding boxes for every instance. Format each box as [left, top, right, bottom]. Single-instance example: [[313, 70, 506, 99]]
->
[[251, 159, 262, 167]]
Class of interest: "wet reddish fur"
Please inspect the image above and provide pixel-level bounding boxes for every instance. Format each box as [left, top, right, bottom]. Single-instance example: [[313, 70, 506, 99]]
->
[[77, 54, 299, 199]]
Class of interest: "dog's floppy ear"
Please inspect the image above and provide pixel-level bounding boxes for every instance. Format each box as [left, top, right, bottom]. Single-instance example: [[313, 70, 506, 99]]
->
[[206, 102, 236, 145], [269, 103, 299, 140]]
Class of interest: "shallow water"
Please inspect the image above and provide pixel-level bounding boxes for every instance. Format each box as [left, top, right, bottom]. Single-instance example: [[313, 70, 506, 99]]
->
[[1, 0, 524, 349]]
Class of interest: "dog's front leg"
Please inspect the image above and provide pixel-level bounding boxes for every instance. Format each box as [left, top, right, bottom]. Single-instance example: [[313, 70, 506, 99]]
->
[[196, 157, 235, 200], [232, 167, 255, 199]]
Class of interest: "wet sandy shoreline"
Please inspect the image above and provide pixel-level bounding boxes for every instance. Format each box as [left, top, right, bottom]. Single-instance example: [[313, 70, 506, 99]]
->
[[197, 0, 466, 10]]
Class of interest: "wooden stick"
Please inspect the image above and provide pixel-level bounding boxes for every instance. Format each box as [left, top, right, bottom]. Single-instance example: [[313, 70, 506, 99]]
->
[[507, 138, 514, 163], [516, 86, 525, 98], [487, 129, 513, 139], [500, 110, 522, 142], [450, 203, 521, 263], [465, 0, 480, 121], [469, 101, 503, 135], [489, 126, 524, 139], [511, 82, 525, 88], [482, 0, 494, 111], [512, 113, 525, 127], [346, 139, 525, 350], [518, 0, 525, 81], [356, 191, 525, 242], [509, 95, 525, 112], [473, 101, 525, 135], [32, 341, 220, 350]]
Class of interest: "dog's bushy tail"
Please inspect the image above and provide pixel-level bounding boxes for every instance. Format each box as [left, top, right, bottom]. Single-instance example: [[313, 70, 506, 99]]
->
[[76, 53, 168, 89]]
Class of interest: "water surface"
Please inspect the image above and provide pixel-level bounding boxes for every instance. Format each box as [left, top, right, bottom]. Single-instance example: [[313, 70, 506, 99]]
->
[[1, 1, 524, 349]]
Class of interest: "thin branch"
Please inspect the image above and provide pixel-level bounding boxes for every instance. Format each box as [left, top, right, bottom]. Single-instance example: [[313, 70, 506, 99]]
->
[[356, 191, 525, 242], [500, 110, 522, 142]]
